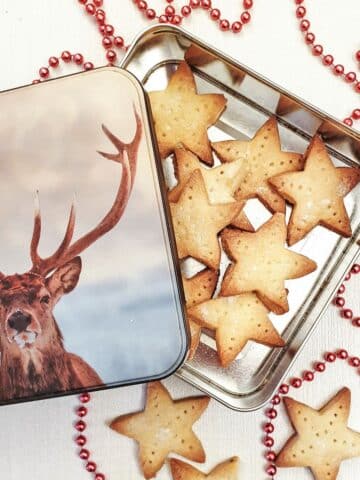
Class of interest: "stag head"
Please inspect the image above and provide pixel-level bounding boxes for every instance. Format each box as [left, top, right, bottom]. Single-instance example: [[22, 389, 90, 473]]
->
[[0, 108, 142, 356]]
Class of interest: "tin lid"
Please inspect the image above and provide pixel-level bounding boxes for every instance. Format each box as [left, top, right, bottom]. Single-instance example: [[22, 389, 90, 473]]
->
[[0, 67, 188, 405]]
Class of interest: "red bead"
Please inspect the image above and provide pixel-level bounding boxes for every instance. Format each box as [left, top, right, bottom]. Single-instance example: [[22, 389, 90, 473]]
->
[[300, 19, 310, 31], [355, 82, 360, 93], [303, 370, 314, 381], [312, 44, 323, 56], [334, 64, 344, 76], [73, 53, 84, 65], [94, 0, 103, 5], [75, 420, 86, 432], [264, 422, 275, 434], [295, 0, 304, 3], [106, 50, 117, 63], [341, 308, 353, 319], [165, 5, 175, 15], [220, 19, 230, 31], [279, 384, 289, 394], [266, 408, 277, 419], [243, 0, 253, 8], [61, 51, 72, 62], [352, 109, 360, 120], [96, 11, 106, 24], [322, 55, 334, 66], [80, 392, 90, 403], [337, 349, 348, 359], [75, 435, 87, 446], [210, 8, 220, 20], [352, 317, 360, 327], [266, 465, 277, 476], [291, 377, 302, 388], [241, 12, 251, 23], [158, 14, 168, 23], [39, 67, 49, 78], [99, 24, 106, 34], [232, 21, 242, 33], [356, 50, 360, 62], [102, 36, 113, 48], [85, 3, 96, 15], [78, 0, 87, 4], [345, 72, 357, 83], [171, 15, 182, 25], [79, 448, 90, 460], [95, 475, 106, 480], [350, 357, 360, 367], [190, 0, 200, 7], [334, 296, 345, 307], [114, 36, 124, 48], [104, 24, 114, 35], [84, 62, 94, 71], [77, 406, 88, 417], [266, 451, 276, 462], [305, 32, 315, 44], [146, 8, 156, 19], [86, 462, 97, 473], [337, 284, 346, 294], [49, 56, 59, 67], [351, 263, 360, 274], [344, 118, 353, 127], [264, 436, 274, 448], [272, 395, 281, 405], [137, 0, 147, 10], [32, 79, 41, 84], [181, 6, 191, 16], [296, 6, 306, 18], [200, 0, 211, 9], [345, 272, 351, 281], [325, 352, 336, 363], [314, 362, 326, 372]]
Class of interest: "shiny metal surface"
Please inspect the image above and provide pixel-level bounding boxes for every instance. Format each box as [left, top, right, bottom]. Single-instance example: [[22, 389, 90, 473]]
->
[[121, 25, 360, 411]]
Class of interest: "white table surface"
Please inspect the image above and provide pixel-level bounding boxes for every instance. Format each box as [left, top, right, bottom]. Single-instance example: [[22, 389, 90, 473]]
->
[[0, 1, 359, 479]]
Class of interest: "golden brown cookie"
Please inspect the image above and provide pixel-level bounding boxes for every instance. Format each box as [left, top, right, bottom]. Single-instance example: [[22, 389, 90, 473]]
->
[[110, 382, 210, 479], [276, 387, 360, 480], [188, 294, 285, 367], [269, 135, 360, 245], [149, 61, 227, 165], [170, 170, 242, 270], [169, 148, 253, 232], [212, 117, 304, 213], [170, 457, 239, 480], [220, 213, 317, 314], [182, 269, 219, 360]]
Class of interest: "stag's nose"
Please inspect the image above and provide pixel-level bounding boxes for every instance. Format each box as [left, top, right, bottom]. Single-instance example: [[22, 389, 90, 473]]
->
[[8, 311, 32, 332]]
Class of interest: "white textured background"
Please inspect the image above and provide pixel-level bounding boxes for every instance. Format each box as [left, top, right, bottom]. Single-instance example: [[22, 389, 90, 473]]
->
[[0, 1, 359, 479]]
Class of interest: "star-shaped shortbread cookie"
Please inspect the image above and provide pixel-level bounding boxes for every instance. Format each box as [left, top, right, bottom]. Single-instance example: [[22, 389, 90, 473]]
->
[[170, 170, 242, 270], [188, 294, 284, 367], [212, 117, 304, 212], [149, 61, 227, 165], [220, 213, 317, 314], [170, 457, 239, 480], [169, 148, 253, 231], [269, 135, 360, 245], [276, 387, 360, 480], [110, 382, 210, 479], [182, 269, 218, 360]]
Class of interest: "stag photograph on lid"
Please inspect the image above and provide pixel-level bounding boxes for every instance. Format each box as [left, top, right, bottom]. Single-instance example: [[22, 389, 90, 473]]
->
[[0, 67, 187, 405]]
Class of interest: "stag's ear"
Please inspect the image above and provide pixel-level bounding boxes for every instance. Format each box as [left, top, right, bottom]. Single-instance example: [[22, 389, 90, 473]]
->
[[46, 257, 82, 302]]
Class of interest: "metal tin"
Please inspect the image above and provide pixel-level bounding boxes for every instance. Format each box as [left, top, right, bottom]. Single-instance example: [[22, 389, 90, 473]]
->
[[0, 67, 188, 405], [121, 25, 360, 411]]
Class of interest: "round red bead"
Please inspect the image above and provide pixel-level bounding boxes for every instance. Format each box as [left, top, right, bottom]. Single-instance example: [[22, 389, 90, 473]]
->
[[220, 19, 230, 31], [345, 72, 357, 83], [39, 67, 49, 78], [355, 82, 360, 93], [352, 109, 360, 120], [75, 435, 87, 446], [305, 32, 315, 44], [312, 44, 323, 56], [146, 8, 156, 19], [84, 62, 94, 71], [79, 448, 90, 460], [323, 55, 333, 66], [95, 475, 106, 480], [266, 451, 276, 462], [80, 393, 90, 403], [352, 317, 360, 327], [345, 272, 352, 281], [243, 0, 253, 8], [85, 3, 96, 15], [337, 284, 346, 295], [232, 21, 242, 33], [77, 406, 88, 417], [210, 8, 220, 20], [266, 465, 277, 476], [181, 6, 191, 16], [241, 12, 251, 23], [341, 309, 353, 319], [75, 420, 86, 432], [102, 36, 112, 48], [94, 0, 103, 5], [86, 462, 97, 473], [158, 15, 168, 23], [106, 50, 117, 63], [325, 352, 336, 363], [49, 56, 59, 67], [61, 51, 72, 62], [314, 362, 326, 372], [73, 53, 84, 65], [266, 408, 277, 419], [264, 422, 275, 434], [114, 36, 124, 48], [190, 0, 200, 7], [99, 24, 106, 34], [356, 50, 360, 62], [165, 5, 175, 15], [295, 0, 304, 3], [137, 0, 147, 10], [171, 15, 182, 25], [279, 384, 289, 394], [300, 19, 310, 31], [201, 0, 211, 9], [296, 6, 306, 18], [350, 357, 360, 367], [344, 118, 353, 127], [264, 436, 274, 448], [334, 296, 345, 307], [32, 79, 41, 84], [351, 263, 360, 274], [303, 370, 314, 381], [78, 0, 87, 4], [104, 24, 114, 35], [272, 395, 281, 405], [337, 349, 348, 359], [334, 64, 344, 76], [291, 378, 302, 388]]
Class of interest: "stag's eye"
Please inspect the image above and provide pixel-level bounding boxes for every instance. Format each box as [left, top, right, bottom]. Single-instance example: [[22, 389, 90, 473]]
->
[[40, 295, 50, 304]]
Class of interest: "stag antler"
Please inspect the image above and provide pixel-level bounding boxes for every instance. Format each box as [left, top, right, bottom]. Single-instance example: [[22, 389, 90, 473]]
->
[[30, 107, 142, 276]]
